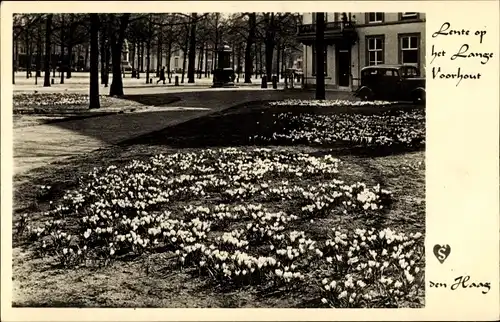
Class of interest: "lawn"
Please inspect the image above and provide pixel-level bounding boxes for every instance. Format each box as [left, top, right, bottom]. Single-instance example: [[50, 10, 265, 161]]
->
[[12, 99, 425, 308], [12, 92, 182, 128]]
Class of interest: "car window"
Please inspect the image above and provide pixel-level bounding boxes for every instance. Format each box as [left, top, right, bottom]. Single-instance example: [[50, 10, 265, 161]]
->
[[402, 67, 418, 77], [382, 70, 400, 77]]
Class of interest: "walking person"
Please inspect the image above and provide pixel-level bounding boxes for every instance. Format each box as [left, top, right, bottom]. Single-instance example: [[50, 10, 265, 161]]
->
[[157, 66, 166, 84]]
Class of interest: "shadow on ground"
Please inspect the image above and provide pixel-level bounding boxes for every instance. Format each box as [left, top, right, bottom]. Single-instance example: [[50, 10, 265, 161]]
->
[[121, 102, 425, 158], [121, 94, 181, 106], [42, 90, 354, 145]]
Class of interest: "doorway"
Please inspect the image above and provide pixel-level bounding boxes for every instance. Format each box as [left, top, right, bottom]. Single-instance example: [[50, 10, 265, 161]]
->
[[336, 47, 351, 87]]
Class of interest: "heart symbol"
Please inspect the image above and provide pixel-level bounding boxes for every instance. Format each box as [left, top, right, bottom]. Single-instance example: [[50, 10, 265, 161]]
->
[[433, 244, 451, 264]]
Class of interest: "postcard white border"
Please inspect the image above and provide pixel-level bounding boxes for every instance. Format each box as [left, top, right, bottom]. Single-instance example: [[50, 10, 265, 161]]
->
[[2, 1, 499, 321]]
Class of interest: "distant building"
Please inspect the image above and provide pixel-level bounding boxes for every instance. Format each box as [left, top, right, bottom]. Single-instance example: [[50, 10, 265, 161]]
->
[[297, 12, 426, 90], [14, 40, 216, 75]]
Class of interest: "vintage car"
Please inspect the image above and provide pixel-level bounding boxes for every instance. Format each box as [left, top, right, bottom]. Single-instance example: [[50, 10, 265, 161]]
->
[[354, 64, 425, 104]]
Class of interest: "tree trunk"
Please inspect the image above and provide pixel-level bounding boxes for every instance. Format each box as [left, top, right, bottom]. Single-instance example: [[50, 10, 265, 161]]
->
[[198, 43, 204, 79], [60, 15, 65, 84], [265, 42, 273, 80], [60, 43, 65, 84], [13, 38, 19, 83], [212, 48, 216, 72], [181, 28, 188, 83], [156, 39, 162, 76], [89, 14, 100, 109], [264, 13, 275, 80], [67, 15, 75, 78], [213, 13, 219, 72], [109, 13, 130, 96], [67, 44, 73, 78], [156, 25, 163, 77], [104, 43, 110, 86], [52, 43, 56, 78], [187, 13, 197, 83], [281, 46, 286, 75], [43, 14, 53, 87], [25, 30, 30, 78], [35, 33, 42, 77], [315, 12, 325, 100], [146, 14, 152, 83], [131, 41, 136, 71], [276, 41, 280, 79], [167, 41, 172, 78], [204, 45, 209, 77], [84, 43, 89, 71], [140, 42, 145, 72], [259, 43, 264, 78], [254, 42, 258, 79], [231, 42, 235, 70], [76, 45, 81, 70], [12, 38, 16, 84], [146, 40, 151, 83], [16, 39, 19, 71], [36, 23, 42, 77], [237, 43, 242, 79], [100, 29, 106, 84]]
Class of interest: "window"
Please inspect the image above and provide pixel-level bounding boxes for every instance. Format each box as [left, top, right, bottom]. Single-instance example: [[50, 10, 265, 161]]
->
[[366, 12, 384, 23], [174, 57, 179, 68], [400, 12, 419, 20], [366, 36, 384, 66], [399, 34, 420, 67], [312, 45, 327, 75]]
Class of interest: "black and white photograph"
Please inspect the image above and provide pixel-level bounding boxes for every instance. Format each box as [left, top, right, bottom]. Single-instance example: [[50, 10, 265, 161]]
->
[[10, 10, 426, 308]]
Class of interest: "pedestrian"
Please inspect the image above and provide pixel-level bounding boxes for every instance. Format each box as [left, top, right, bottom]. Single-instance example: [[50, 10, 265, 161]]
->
[[157, 67, 166, 84]]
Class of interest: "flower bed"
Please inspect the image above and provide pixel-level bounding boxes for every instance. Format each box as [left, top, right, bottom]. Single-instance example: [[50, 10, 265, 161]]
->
[[250, 109, 425, 149], [17, 147, 424, 307], [13, 93, 117, 114], [268, 99, 396, 107]]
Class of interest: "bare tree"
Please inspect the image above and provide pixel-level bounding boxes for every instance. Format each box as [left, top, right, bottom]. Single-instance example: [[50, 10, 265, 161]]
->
[[109, 13, 131, 96], [315, 12, 325, 100], [244, 13, 256, 83], [187, 13, 197, 83], [89, 14, 100, 109], [59, 15, 66, 84], [181, 24, 189, 83], [43, 14, 53, 87]]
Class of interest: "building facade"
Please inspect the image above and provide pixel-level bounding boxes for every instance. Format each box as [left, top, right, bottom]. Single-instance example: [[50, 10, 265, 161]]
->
[[297, 12, 426, 90], [14, 40, 213, 75]]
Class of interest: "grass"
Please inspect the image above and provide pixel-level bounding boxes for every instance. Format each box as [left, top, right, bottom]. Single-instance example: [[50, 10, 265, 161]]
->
[[12, 102, 425, 308], [12, 92, 182, 128]]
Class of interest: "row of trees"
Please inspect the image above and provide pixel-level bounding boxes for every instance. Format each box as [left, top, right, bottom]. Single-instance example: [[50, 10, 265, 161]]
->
[[13, 12, 305, 107]]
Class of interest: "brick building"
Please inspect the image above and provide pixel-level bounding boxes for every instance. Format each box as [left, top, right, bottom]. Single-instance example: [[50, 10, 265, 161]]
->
[[297, 12, 426, 90]]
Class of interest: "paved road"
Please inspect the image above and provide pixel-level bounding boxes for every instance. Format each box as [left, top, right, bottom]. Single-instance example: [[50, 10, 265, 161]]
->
[[14, 89, 355, 175], [13, 73, 289, 94]]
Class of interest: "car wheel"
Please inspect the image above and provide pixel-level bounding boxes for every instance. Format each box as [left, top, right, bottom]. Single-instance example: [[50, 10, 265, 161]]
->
[[359, 88, 374, 101], [413, 91, 425, 105]]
